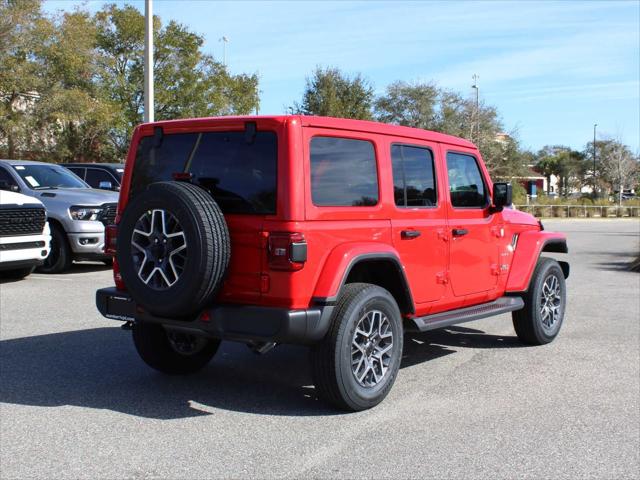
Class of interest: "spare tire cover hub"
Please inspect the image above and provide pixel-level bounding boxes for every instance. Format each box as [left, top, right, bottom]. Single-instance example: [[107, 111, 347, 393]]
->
[[131, 209, 187, 290]]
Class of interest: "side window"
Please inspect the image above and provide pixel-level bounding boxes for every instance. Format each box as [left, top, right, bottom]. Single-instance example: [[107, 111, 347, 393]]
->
[[0, 167, 19, 189], [310, 136, 378, 206], [446, 152, 487, 208], [67, 167, 85, 180], [391, 144, 437, 207], [85, 168, 115, 188]]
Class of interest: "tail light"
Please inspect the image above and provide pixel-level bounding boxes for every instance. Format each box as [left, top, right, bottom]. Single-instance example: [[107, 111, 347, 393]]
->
[[105, 224, 118, 255], [113, 258, 126, 291], [267, 232, 307, 271], [105, 224, 126, 290]]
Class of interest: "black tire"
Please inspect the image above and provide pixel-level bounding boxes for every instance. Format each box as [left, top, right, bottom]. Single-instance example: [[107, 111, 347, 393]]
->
[[132, 321, 220, 374], [116, 181, 230, 317], [512, 257, 566, 345], [1, 266, 34, 280], [102, 258, 113, 266], [37, 224, 72, 274], [310, 283, 404, 411]]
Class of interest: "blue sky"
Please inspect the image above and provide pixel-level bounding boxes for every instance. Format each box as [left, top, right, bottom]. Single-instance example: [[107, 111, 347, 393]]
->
[[44, 0, 639, 153]]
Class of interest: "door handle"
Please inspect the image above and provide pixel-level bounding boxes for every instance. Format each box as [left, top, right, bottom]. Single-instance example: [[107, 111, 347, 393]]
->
[[452, 228, 469, 237], [401, 230, 421, 239]]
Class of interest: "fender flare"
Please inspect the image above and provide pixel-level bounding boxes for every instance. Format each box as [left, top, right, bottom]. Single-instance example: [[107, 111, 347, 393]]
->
[[506, 230, 568, 293], [311, 242, 414, 313]]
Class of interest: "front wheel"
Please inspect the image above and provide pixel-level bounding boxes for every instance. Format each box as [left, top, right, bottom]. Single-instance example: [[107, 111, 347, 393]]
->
[[37, 224, 72, 274], [310, 283, 404, 411], [512, 257, 566, 345], [132, 322, 220, 374]]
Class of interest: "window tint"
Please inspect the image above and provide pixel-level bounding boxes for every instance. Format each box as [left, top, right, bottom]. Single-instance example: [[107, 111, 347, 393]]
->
[[310, 137, 378, 206], [85, 168, 115, 188], [391, 144, 437, 207], [67, 167, 85, 180], [0, 167, 19, 188], [131, 131, 277, 214], [446, 152, 487, 208]]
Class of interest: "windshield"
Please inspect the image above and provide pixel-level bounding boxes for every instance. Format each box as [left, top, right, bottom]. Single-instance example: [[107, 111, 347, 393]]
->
[[115, 168, 124, 180], [12, 164, 88, 190]]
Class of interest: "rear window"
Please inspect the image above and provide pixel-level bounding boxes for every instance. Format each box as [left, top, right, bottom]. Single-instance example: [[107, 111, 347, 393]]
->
[[131, 131, 277, 214], [310, 136, 378, 207]]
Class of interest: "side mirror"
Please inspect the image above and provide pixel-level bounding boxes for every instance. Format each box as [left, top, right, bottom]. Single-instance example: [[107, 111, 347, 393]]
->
[[98, 181, 113, 190], [0, 180, 18, 192], [492, 182, 512, 211]]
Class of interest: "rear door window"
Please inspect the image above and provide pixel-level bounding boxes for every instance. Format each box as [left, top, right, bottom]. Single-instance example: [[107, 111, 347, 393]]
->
[[131, 131, 278, 214], [391, 144, 437, 207], [310, 136, 378, 206]]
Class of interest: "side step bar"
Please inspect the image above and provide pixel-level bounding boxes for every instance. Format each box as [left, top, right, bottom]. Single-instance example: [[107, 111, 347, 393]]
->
[[411, 296, 524, 332]]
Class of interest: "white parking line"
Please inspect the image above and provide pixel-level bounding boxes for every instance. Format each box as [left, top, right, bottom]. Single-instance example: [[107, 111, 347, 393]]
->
[[28, 275, 73, 282]]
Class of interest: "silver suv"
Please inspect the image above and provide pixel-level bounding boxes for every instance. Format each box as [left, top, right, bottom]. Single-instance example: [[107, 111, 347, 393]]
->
[[0, 160, 119, 273]]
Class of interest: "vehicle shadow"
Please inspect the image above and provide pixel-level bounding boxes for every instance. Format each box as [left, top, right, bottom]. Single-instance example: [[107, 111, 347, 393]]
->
[[65, 262, 112, 274], [585, 250, 640, 272], [1, 262, 110, 283], [0, 275, 28, 285], [0, 325, 523, 419]]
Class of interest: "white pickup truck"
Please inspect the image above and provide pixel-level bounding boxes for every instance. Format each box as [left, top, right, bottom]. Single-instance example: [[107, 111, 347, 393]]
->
[[0, 189, 51, 279]]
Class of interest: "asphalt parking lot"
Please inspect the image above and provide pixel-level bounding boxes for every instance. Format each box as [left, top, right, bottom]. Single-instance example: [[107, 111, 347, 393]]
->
[[1, 219, 638, 479]]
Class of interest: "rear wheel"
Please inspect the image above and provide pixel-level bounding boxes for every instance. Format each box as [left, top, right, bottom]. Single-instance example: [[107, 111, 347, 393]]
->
[[310, 283, 403, 411], [512, 257, 566, 345], [132, 322, 220, 374], [38, 224, 72, 274]]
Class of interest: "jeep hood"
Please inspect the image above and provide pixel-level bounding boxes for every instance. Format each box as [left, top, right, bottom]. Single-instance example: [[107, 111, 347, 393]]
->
[[502, 207, 539, 226]]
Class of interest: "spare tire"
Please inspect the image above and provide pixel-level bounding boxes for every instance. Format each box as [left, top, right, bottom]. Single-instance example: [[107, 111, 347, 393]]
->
[[116, 181, 230, 317]]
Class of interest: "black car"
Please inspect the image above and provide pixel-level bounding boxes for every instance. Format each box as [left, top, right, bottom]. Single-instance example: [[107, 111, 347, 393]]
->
[[63, 163, 124, 191]]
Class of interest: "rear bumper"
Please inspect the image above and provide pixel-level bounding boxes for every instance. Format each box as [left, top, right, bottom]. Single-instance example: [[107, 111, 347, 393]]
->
[[95, 287, 334, 345]]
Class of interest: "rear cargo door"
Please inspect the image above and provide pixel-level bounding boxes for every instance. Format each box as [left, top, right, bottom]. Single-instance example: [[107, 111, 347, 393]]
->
[[129, 129, 278, 303]]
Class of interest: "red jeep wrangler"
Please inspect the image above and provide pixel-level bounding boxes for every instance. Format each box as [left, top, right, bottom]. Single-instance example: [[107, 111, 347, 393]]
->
[[96, 115, 569, 411]]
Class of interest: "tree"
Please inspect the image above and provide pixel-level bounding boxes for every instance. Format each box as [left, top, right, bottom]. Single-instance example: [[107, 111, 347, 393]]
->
[[373, 84, 527, 178], [373, 81, 438, 129], [1, 2, 261, 162], [94, 4, 260, 157], [0, 0, 44, 158], [534, 146, 586, 196], [292, 67, 374, 120], [590, 137, 640, 203], [36, 10, 119, 163]]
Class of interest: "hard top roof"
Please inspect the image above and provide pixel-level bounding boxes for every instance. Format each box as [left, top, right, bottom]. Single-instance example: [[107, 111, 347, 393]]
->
[[141, 115, 476, 149]]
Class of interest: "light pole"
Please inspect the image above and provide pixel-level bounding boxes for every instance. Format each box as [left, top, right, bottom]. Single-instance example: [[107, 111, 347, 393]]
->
[[220, 36, 229, 66], [144, 0, 154, 123], [471, 74, 480, 146], [593, 123, 597, 198]]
